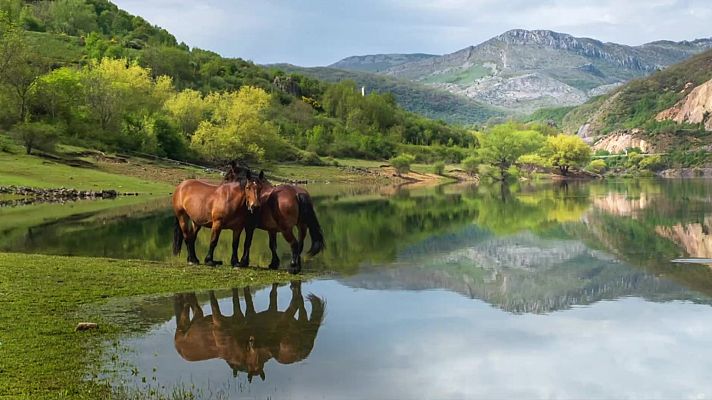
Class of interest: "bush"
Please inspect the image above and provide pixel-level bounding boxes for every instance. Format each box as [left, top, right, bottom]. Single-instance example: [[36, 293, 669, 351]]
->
[[10, 122, 60, 154], [432, 161, 445, 175], [461, 155, 479, 176], [638, 155, 666, 172], [586, 159, 607, 174], [390, 153, 415, 175], [298, 150, 324, 166]]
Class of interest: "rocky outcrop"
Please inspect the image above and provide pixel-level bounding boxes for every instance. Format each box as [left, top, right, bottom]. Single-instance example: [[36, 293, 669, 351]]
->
[[591, 130, 653, 153], [656, 78, 712, 130]]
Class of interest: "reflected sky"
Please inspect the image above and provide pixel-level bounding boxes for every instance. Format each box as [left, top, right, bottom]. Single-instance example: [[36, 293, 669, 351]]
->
[[111, 280, 712, 399]]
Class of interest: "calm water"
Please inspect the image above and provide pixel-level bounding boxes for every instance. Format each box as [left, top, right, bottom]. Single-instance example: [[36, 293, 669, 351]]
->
[[6, 179, 712, 398]]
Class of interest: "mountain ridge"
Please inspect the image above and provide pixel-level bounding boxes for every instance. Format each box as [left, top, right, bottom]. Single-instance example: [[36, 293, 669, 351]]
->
[[328, 29, 712, 113]]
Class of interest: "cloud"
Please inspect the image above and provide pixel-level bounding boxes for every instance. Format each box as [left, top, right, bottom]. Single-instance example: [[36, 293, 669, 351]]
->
[[113, 0, 712, 66]]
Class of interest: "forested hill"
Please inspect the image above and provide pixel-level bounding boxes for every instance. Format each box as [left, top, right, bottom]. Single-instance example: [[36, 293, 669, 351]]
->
[[330, 29, 712, 113], [528, 48, 712, 156], [271, 63, 504, 125], [0, 0, 479, 165]]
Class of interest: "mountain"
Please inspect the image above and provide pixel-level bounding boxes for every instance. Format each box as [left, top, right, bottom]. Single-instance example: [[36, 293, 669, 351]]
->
[[329, 53, 438, 73], [330, 30, 712, 113], [270, 64, 504, 125], [556, 48, 712, 152]]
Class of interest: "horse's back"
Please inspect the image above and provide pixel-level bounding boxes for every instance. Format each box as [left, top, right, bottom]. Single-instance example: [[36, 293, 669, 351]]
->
[[175, 317, 218, 362]]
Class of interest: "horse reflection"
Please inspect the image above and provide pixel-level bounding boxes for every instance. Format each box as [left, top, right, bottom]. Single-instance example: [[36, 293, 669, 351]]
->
[[173, 282, 325, 382]]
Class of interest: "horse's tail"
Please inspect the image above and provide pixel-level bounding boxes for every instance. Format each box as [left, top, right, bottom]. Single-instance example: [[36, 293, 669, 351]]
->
[[173, 217, 183, 256], [297, 193, 325, 257]]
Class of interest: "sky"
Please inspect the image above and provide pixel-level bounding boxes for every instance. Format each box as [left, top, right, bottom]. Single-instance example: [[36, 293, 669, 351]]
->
[[112, 0, 712, 66]]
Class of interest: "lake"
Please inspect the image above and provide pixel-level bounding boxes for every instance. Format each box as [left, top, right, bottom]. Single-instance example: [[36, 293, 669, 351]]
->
[[4, 179, 712, 399]]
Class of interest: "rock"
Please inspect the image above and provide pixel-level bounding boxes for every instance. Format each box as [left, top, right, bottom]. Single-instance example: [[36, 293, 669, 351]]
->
[[656, 78, 712, 131], [592, 131, 652, 153], [75, 322, 99, 331]]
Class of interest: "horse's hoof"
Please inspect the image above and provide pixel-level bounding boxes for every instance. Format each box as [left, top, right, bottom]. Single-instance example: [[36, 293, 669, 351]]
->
[[188, 260, 199, 266], [238, 259, 250, 268], [268, 262, 280, 270], [205, 260, 223, 267]]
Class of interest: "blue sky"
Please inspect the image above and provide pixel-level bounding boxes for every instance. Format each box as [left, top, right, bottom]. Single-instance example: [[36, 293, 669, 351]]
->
[[113, 0, 712, 66]]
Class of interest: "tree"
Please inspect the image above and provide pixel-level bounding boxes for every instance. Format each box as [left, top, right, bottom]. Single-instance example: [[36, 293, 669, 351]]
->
[[47, 0, 98, 35], [462, 155, 478, 176], [390, 153, 415, 176], [164, 89, 210, 135], [11, 121, 58, 154], [190, 86, 285, 163], [477, 123, 544, 180], [540, 134, 591, 175], [33, 67, 83, 122]]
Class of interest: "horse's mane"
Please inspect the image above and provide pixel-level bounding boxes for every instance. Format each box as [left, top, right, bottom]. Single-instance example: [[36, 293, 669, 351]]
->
[[223, 160, 271, 187]]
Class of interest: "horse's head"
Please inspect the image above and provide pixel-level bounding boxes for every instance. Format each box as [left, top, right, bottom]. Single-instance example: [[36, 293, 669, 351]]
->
[[244, 170, 264, 213]]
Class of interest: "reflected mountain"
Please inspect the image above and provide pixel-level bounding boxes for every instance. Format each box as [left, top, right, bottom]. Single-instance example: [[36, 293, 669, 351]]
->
[[173, 282, 325, 382]]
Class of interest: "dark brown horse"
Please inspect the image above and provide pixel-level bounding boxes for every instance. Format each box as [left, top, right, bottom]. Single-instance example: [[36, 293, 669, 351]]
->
[[173, 283, 325, 382], [172, 165, 261, 266], [238, 172, 325, 274]]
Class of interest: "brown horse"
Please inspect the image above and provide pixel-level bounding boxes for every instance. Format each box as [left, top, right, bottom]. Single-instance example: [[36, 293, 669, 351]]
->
[[173, 293, 218, 362], [238, 171, 325, 274], [173, 283, 326, 382], [172, 165, 260, 266]]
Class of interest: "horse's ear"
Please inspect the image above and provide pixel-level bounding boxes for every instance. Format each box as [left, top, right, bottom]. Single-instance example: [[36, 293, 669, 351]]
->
[[245, 169, 252, 179], [259, 170, 265, 180], [260, 371, 265, 381]]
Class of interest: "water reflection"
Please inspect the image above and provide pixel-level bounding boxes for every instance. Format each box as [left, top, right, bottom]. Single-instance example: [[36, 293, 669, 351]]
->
[[173, 282, 325, 382]]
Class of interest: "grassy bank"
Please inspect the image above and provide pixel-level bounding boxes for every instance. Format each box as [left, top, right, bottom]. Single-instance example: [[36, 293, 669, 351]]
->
[[0, 252, 308, 399]]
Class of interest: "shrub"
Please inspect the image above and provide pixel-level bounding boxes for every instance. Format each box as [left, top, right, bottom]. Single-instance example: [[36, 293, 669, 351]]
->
[[586, 159, 607, 174], [10, 122, 60, 154], [432, 161, 445, 175], [298, 150, 324, 166], [638, 155, 666, 172], [390, 153, 415, 175], [462, 155, 479, 176]]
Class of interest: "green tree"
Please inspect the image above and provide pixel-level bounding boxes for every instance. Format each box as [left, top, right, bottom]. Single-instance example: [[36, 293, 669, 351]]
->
[[11, 121, 58, 154], [462, 155, 479, 176], [190, 86, 285, 163], [540, 134, 591, 175], [390, 153, 415, 176], [47, 0, 98, 35], [477, 123, 544, 180], [164, 89, 210, 135]]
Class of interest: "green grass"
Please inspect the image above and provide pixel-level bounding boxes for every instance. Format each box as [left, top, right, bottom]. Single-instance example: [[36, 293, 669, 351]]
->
[[0, 252, 309, 399], [0, 150, 171, 194]]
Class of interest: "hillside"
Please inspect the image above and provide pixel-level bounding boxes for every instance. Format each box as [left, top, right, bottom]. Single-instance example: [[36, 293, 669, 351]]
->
[[556, 48, 712, 153], [332, 29, 712, 113], [0, 0, 481, 166], [271, 64, 504, 125], [329, 53, 438, 73]]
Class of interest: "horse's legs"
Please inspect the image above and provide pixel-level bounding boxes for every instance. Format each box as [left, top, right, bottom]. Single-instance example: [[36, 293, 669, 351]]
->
[[268, 283, 279, 312], [297, 224, 307, 255], [179, 215, 200, 265], [204, 221, 223, 266], [268, 231, 280, 269], [243, 287, 256, 317], [230, 229, 241, 268], [239, 224, 255, 268], [232, 288, 244, 320], [281, 229, 301, 274]]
